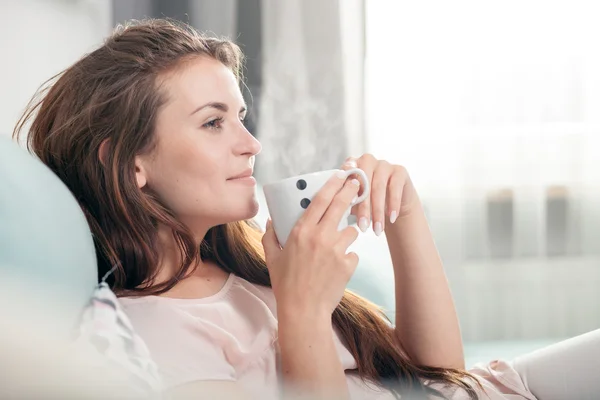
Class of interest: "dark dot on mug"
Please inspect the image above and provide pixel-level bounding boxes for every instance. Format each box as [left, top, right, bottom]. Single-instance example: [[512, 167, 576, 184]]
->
[[300, 198, 311, 209], [296, 179, 307, 190]]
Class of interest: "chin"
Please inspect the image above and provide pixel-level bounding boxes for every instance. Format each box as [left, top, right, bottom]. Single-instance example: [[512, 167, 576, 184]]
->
[[225, 198, 260, 224], [244, 198, 260, 220]]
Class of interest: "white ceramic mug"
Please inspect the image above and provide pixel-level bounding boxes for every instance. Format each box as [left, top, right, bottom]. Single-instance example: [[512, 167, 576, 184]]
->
[[263, 168, 370, 247]]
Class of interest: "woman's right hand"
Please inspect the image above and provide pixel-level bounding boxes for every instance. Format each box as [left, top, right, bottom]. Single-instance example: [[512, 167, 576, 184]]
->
[[262, 172, 361, 320], [262, 172, 360, 399]]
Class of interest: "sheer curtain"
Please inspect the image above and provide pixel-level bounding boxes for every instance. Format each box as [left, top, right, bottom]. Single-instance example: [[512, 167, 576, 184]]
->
[[255, 0, 366, 184], [367, 1, 600, 340], [251, 0, 403, 307]]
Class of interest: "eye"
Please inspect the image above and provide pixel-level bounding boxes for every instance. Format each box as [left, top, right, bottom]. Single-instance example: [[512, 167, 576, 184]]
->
[[203, 117, 224, 130]]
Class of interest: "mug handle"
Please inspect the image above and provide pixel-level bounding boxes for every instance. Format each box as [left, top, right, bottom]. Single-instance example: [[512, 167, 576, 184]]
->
[[341, 168, 370, 206]]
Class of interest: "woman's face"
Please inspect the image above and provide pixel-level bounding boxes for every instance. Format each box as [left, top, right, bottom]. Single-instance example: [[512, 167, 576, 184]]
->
[[136, 56, 262, 232]]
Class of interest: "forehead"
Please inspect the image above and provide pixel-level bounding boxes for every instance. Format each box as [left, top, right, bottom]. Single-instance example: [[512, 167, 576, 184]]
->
[[160, 56, 244, 108]]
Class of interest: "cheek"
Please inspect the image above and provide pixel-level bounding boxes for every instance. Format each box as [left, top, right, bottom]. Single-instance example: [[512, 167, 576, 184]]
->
[[148, 140, 223, 206]]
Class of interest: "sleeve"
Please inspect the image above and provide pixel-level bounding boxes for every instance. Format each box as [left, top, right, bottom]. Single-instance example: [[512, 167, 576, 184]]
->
[[122, 302, 237, 389], [462, 360, 537, 400]]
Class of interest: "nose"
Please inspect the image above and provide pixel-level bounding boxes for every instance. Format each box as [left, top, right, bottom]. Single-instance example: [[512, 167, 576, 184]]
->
[[235, 123, 262, 157]]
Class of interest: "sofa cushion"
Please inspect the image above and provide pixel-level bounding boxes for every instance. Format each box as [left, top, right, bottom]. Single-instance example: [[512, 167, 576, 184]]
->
[[0, 137, 98, 338]]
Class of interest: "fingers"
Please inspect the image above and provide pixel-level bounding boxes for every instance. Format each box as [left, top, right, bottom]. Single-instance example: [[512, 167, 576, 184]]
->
[[342, 157, 364, 220], [299, 170, 348, 225], [343, 155, 410, 235], [335, 226, 360, 252], [344, 251, 360, 275], [320, 178, 361, 228], [342, 156, 358, 169], [386, 166, 405, 224], [370, 161, 392, 236], [261, 219, 281, 262], [352, 155, 377, 233]]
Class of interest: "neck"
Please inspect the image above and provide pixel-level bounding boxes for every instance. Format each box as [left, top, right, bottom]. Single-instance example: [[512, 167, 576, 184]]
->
[[153, 222, 213, 284]]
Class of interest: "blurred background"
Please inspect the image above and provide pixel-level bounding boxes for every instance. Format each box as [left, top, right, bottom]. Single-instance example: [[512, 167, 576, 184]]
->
[[2, 0, 599, 368]]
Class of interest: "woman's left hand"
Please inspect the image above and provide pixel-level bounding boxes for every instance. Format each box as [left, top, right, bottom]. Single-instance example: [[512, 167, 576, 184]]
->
[[341, 154, 421, 236]]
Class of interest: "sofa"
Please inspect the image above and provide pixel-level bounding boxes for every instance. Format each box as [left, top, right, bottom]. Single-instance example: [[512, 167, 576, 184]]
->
[[0, 137, 157, 398]]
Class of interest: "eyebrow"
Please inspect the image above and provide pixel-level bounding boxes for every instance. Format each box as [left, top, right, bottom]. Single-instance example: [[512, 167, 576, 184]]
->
[[189, 102, 247, 116]]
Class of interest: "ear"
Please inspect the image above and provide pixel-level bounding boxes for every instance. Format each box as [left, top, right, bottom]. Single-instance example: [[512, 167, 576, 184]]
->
[[134, 156, 148, 189], [99, 138, 148, 189]]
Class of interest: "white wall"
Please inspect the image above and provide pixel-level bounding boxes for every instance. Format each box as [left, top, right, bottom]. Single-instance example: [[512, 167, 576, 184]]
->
[[0, 0, 112, 136]]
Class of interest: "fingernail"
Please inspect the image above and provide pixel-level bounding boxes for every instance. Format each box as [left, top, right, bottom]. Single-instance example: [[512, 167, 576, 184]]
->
[[374, 221, 383, 236], [350, 179, 360, 186], [358, 217, 369, 232], [390, 211, 397, 224], [336, 170, 347, 179], [344, 160, 357, 168]]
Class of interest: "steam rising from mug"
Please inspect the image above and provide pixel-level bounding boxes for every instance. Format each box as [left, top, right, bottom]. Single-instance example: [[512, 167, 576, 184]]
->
[[263, 168, 370, 247]]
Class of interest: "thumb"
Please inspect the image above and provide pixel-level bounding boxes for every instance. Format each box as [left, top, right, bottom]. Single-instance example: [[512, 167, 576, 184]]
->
[[261, 219, 281, 261]]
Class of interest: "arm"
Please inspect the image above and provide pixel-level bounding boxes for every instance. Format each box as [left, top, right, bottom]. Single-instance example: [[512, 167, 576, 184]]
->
[[277, 310, 349, 400], [345, 155, 464, 370], [261, 175, 363, 399], [385, 179, 465, 369]]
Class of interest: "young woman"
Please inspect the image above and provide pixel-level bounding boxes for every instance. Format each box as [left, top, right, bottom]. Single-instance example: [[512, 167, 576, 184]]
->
[[15, 19, 599, 400]]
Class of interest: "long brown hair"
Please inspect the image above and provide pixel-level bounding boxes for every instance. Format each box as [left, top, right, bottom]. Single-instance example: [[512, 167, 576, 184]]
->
[[14, 19, 480, 399]]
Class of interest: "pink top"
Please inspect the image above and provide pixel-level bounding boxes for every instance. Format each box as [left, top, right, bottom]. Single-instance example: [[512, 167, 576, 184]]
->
[[120, 274, 537, 400]]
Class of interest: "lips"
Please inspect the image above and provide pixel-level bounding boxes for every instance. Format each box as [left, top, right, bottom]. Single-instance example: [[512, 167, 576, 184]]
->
[[228, 169, 253, 180]]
